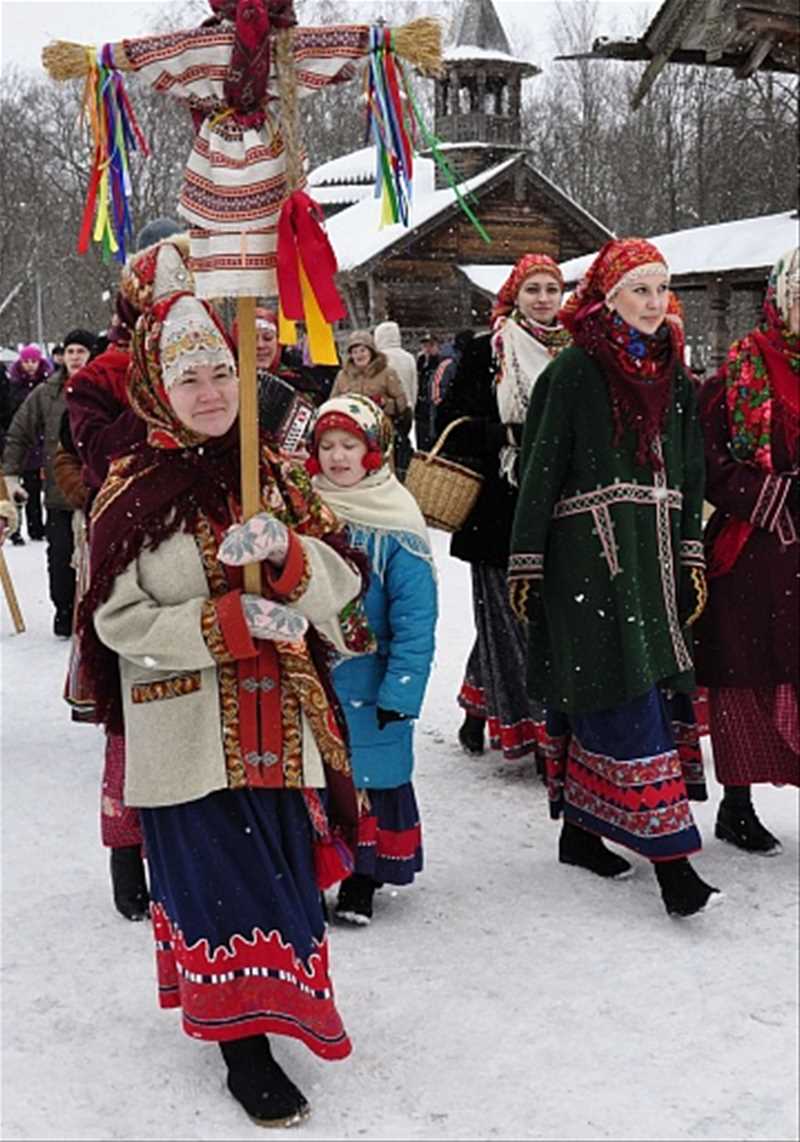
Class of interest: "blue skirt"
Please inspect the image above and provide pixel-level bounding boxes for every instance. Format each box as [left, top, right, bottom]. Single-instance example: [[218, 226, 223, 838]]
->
[[355, 782, 423, 885], [541, 688, 704, 861], [140, 787, 351, 1058]]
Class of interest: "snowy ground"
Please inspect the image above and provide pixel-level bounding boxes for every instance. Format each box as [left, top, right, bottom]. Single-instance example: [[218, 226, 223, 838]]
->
[[1, 532, 798, 1142]]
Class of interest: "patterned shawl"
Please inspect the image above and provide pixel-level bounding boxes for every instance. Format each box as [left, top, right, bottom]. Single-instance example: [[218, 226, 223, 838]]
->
[[706, 272, 800, 577]]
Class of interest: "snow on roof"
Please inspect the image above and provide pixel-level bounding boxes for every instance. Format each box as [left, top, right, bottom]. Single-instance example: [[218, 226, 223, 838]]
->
[[459, 264, 512, 295], [308, 146, 376, 187], [559, 211, 799, 283], [327, 157, 517, 271], [311, 184, 374, 206], [435, 140, 492, 150], [442, 44, 535, 68]]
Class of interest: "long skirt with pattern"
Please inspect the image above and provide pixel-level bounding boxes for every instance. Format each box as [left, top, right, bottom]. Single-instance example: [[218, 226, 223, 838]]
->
[[355, 783, 423, 885], [709, 684, 799, 787], [458, 564, 544, 761], [140, 787, 350, 1059], [541, 688, 706, 861]]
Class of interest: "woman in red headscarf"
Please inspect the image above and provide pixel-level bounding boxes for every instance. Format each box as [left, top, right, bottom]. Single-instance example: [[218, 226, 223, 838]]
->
[[435, 253, 571, 765], [693, 246, 799, 854], [509, 238, 719, 918]]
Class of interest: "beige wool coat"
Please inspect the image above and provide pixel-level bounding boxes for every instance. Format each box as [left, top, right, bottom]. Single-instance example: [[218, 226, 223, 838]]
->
[[331, 354, 408, 421], [94, 529, 362, 809]]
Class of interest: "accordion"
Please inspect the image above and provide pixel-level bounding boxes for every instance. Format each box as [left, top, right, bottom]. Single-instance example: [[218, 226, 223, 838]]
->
[[258, 371, 315, 454]]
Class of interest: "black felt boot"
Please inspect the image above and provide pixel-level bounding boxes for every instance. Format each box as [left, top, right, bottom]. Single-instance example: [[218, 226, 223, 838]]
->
[[110, 845, 150, 921], [559, 821, 633, 879], [654, 858, 722, 917], [458, 714, 486, 756], [334, 873, 376, 926], [715, 786, 782, 855], [220, 1036, 309, 1127]]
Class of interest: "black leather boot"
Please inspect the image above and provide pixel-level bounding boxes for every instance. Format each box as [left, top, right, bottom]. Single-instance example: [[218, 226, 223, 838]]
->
[[334, 873, 377, 926], [715, 787, 782, 855], [654, 858, 722, 917], [220, 1036, 309, 1127], [559, 821, 633, 879], [110, 845, 150, 921], [458, 714, 486, 755]]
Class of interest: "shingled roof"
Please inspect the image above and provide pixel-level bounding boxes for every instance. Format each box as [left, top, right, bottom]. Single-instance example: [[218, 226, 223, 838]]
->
[[450, 0, 512, 55]]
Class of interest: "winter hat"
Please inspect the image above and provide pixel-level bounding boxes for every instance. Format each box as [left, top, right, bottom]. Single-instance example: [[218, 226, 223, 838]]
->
[[18, 343, 43, 363], [345, 329, 377, 356], [62, 328, 97, 354], [135, 216, 182, 252], [305, 394, 393, 475], [772, 246, 800, 325], [560, 238, 668, 333], [129, 293, 236, 449], [493, 253, 564, 323]]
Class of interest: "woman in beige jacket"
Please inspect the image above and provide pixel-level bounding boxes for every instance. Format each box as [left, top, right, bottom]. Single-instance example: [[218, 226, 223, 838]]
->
[[331, 329, 409, 425], [80, 293, 370, 1128]]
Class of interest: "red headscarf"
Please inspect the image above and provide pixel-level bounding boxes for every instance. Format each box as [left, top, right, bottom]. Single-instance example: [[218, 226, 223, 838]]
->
[[560, 238, 668, 333], [560, 238, 679, 470], [491, 253, 564, 325]]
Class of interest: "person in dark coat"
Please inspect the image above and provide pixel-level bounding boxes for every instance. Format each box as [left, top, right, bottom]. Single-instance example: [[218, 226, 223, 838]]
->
[[415, 332, 441, 452], [435, 254, 570, 765], [2, 344, 51, 543], [693, 246, 799, 854], [509, 238, 719, 919], [3, 330, 95, 634]]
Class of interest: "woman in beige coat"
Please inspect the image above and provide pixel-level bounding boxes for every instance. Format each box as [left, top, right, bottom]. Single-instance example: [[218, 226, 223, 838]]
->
[[331, 330, 409, 425], [80, 292, 370, 1128]]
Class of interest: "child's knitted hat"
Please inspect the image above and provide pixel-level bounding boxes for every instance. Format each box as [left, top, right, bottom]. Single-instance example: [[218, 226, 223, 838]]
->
[[305, 393, 393, 475]]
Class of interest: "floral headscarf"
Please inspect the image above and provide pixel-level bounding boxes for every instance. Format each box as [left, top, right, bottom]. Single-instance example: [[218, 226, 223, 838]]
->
[[491, 253, 565, 325]]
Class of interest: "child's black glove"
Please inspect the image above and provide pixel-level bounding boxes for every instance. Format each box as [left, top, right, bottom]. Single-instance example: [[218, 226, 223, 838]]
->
[[376, 708, 407, 731]]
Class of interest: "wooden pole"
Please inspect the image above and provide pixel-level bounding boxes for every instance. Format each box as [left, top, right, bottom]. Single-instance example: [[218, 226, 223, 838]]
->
[[0, 475, 25, 633], [236, 295, 262, 594], [0, 550, 25, 634]]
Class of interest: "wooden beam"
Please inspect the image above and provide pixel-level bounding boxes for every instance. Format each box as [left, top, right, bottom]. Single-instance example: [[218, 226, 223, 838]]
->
[[736, 7, 800, 41], [736, 33, 778, 78], [708, 278, 733, 370]]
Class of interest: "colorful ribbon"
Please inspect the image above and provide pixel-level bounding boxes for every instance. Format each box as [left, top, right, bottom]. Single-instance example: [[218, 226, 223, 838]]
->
[[365, 25, 490, 244], [77, 44, 149, 264], [276, 189, 346, 366]]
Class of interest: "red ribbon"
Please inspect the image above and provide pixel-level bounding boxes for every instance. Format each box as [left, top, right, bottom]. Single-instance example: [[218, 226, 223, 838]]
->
[[276, 189, 347, 323], [77, 162, 102, 255]]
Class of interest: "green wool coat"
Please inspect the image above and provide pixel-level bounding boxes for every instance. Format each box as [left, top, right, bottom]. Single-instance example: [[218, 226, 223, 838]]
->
[[509, 346, 705, 716]]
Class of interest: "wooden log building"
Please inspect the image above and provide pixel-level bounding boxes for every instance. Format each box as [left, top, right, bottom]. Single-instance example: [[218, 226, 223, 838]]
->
[[312, 0, 612, 343]]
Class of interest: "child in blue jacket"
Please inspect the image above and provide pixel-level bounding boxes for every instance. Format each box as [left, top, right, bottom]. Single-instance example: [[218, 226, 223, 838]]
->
[[308, 394, 437, 924]]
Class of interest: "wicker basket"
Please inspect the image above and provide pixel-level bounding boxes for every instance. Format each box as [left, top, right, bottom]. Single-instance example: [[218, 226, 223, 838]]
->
[[405, 417, 483, 532]]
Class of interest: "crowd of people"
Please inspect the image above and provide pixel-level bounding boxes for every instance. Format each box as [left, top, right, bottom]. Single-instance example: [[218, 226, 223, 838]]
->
[[0, 223, 797, 1128]]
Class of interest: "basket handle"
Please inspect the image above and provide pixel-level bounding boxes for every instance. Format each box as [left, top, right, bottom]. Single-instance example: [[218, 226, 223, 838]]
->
[[425, 417, 478, 463]]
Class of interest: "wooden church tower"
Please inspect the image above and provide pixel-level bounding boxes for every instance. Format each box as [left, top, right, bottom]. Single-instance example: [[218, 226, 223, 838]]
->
[[432, 0, 540, 184]]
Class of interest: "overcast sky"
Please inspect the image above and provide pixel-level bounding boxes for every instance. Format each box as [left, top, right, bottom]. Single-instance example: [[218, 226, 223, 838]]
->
[[0, 0, 654, 76]]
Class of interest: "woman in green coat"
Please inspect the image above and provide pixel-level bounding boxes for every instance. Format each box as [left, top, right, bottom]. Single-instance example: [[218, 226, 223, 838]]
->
[[509, 238, 720, 918]]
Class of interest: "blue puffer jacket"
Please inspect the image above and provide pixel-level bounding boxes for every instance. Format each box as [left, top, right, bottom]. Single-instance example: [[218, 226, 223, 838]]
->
[[333, 527, 437, 789]]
